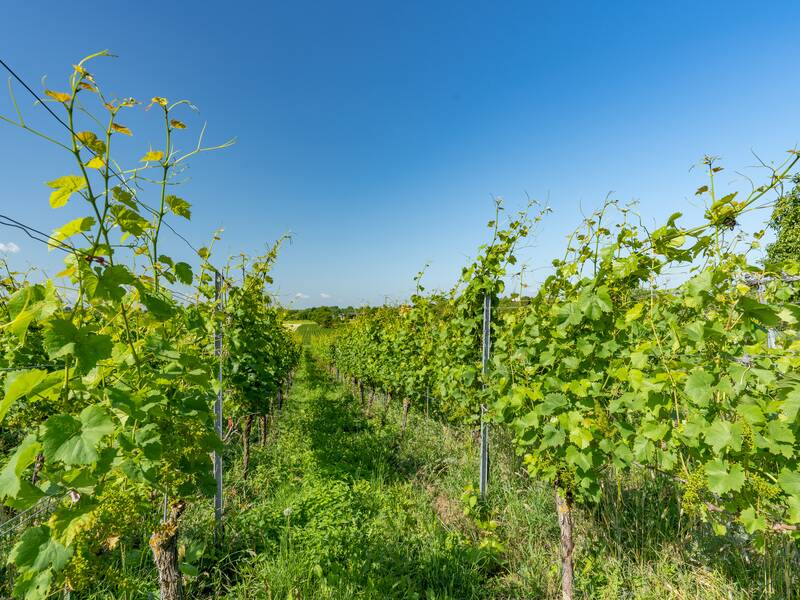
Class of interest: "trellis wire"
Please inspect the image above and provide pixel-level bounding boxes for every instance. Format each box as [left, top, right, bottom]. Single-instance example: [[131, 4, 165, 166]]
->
[[0, 495, 62, 540]]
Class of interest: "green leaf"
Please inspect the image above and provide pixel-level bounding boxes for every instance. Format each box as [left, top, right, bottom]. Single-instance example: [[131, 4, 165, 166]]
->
[[112, 186, 138, 210], [5, 480, 45, 511], [540, 392, 568, 415], [10, 525, 71, 573], [736, 403, 765, 425], [624, 302, 644, 323], [594, 287, 613, 313], [43, 319, 112, 372], [86, 264, 134, 302], [787, 496, 800, 523], [685, 270, 713, 297], [1, 370, 48, 424], [41, 405, 114, 466], [12, 570, 54, 600], [736, 296, 780, 328], [640, 420, 669, 441], [684, 368, 714, 405], [766, 420, 794, 446], [739, 507, 768, 534], [42, 318, 79, 359], [110, 205, 150, 237], [136, 288, 175, 321], [704, 419, 743, 454], [174, 262, 193, 285], [0, 434, 41, 499], [781, 387, 800, 422], [46, 175, 86, 208], [50, 502, 96, 546], [569, 427, 593, 449], [778, 469, 800, 496], [613, 443, 633, 466], [541, 424, 565, 448], [565, 445, 592, 472], [705, 459, 745, 495], [2, 284, 59, 343]]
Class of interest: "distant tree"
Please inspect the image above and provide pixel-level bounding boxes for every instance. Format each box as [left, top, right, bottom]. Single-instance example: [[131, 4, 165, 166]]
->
[[766, 175, 800, 265]]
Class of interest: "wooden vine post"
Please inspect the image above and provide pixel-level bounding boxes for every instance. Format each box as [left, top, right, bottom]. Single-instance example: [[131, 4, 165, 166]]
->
[[479, 293, 491, 500], [555, 485, 574, 600], [150, 500, 187, 600], [213, 270, 224, 543]]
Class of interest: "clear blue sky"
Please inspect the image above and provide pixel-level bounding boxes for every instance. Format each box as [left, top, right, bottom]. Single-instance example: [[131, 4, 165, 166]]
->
[[1, 2, 798, 307]]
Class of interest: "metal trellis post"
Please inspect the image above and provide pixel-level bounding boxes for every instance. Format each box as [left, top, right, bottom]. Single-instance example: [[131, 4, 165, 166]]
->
[[214, 271, 224, 542], [479, 293, 491, 500], [758, 281, 777, 349]]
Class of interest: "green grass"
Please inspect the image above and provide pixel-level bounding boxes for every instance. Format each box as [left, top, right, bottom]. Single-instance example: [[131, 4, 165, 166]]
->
[[285, 321, 326, 345], [68, 352, 798, 599]]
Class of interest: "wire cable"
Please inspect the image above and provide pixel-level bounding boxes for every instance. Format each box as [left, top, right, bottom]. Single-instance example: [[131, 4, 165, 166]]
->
[[0, 55, 230, 282]]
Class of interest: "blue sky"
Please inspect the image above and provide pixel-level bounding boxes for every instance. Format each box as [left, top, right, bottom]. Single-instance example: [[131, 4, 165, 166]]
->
[[1, 2, 798, 307]]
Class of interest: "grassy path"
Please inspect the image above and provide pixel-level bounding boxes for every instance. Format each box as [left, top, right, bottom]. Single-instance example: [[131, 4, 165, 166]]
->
[[178, 353, 769, 600], [207, 354, 505, 599]]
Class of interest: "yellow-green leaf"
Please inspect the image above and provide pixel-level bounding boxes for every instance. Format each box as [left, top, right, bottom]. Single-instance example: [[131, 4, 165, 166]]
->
[[140, 150, 164, 163], [170, 119, 186, 129], [50, 217, 95, 251], [75, 131, 97, 145], [624, 302, 644, 323], [147, 97, 168, 110], [75, 131, 107, 156], [110, 123, 133, 136], [45, 90, 71, 103], [165, 195, 191, 219], [46, 175, 86, 208], [85, 156, 105, 169]]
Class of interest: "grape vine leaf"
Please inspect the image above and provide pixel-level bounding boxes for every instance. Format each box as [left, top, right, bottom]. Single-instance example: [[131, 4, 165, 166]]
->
[[44, 319, 112, 372], [175, 262, 193, 285], [166, 195, 191, 219], [705, 459, 745, 494], [704, 419, 743, 454], [46, 175, 86, 208], [0, 370, 59, 424], [684, 368, 714, 405], [85, 265, 134, 302], [49, 217, 95, 250], [0, 434, 41, 499], [41, 405, 114, 466], [11, 522, 71, 568], [739, 507, 768, 534], [778, 468, 800, 496]]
